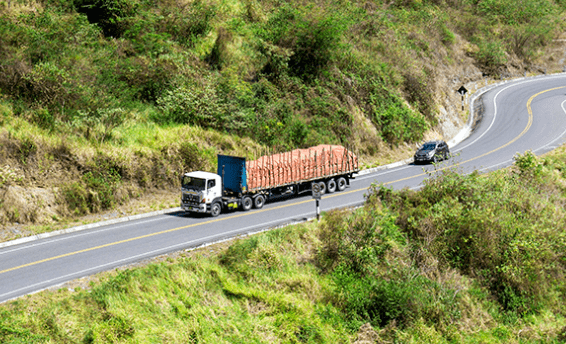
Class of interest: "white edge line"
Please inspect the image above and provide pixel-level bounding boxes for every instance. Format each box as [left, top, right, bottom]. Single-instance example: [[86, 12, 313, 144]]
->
[[0, 202, 364, 302], [0, 208, 183, 249], [2, 73, 566, 249]]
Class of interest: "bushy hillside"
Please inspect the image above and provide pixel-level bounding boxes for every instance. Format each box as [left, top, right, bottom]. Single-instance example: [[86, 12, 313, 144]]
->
[[1, 149, 565, 343], [0, 0, 565, 230]]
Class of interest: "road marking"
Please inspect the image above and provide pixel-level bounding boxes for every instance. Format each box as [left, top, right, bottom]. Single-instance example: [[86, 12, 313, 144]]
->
[[533, 99, 566, 154], [2, 86, 565, 277], [0, 216, 166, 256]]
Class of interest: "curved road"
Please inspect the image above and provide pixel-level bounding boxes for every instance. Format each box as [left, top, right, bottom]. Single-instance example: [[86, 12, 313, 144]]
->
[[2, 74, 566, 303]]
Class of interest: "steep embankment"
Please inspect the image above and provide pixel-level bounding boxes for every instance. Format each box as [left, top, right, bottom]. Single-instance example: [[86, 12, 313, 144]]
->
[[0, 0, 565, 239]]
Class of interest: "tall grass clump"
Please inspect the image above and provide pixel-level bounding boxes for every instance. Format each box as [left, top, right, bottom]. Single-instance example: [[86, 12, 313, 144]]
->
[[376, 152, 566, 318], [462, 0, 563, 72], [316, 202, 463, 333]]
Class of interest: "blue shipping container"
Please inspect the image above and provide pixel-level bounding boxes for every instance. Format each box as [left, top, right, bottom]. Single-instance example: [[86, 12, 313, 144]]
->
[[217, 155, 247, 193]]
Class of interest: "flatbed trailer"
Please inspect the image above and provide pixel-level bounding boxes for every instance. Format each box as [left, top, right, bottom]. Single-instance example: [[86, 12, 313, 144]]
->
[[181, 145, 359, 216]]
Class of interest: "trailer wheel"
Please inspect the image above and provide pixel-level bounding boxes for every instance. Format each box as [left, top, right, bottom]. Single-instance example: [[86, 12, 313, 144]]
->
[[210, 202, 222, 217], [337, 177, 347, 191], [241, 196, 252, 211], [326, 179, 337, 193], [318, 181, 327, 195], [254, 195, 266, 209]]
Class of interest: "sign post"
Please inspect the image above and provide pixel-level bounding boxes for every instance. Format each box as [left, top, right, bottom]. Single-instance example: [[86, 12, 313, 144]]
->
[[312, 183, 322, 221], [457, 86, 468, 111]]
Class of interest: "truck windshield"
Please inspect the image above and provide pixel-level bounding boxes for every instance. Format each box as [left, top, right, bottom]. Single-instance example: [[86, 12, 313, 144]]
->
[[182, 176, 206, 191]]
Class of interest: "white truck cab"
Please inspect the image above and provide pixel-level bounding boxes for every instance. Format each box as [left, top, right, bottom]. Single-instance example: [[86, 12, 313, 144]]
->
[[180, 171, 223, 215]]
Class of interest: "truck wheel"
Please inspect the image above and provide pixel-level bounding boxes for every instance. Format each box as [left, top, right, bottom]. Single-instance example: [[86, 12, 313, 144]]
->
[[210, 202, 222, 217], [318, 181, 326, 195], [241, 196, 252, 211], [326, 179, 337, 193], [254, 195, 265, 209], [337, 177, 347, 191]]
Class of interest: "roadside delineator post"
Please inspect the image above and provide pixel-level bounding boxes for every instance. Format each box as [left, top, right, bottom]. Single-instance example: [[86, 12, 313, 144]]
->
[[312, 182, 322, 221], [457, 86, 468, 111]]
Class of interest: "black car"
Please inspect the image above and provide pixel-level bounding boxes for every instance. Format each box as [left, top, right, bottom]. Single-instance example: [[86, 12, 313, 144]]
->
[[414, 140, 450, 164]]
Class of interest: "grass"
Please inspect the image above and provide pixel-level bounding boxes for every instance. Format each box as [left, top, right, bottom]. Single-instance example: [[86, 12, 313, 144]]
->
[[2, 147, 566, 343]]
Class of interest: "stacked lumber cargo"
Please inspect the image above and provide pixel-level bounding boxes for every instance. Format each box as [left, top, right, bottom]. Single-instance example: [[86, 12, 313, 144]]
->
[[246, 145, 358, 190]]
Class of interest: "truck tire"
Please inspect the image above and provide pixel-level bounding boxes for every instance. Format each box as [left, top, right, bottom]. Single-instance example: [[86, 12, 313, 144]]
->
[[241, 196, 252, 211], [318, 181, 326, 195], [326, 179, 337, 193], [254, 195, 266, 209], [337, 177, 347, 191], [210, 202, 222, 217]]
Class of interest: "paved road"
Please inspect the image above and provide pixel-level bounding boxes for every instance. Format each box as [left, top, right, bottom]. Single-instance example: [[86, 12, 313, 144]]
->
[[2, 74, 566, 303]]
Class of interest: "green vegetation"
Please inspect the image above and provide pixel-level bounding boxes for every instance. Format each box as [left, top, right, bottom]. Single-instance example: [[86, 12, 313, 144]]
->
[[1, 0, 566, 339], [1, 0, 566, 337], [2, 147, 566, 343], [0, 0, 565, 226]]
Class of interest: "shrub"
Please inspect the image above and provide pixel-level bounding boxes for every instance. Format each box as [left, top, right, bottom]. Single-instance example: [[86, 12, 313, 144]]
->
[[159, 0, 216, 47], [83, 315, 135, 343], [62, 155, 124, 214], [316, 206, 401, 275], [116, 56, 178, 102], [403, 69, 436, 123], [375, 167, 566, 316], [72, 107, 128, 143], [258, 4, 346, 80], [513, 150, 543, 178], [73, 0, 138, 38], [474, 39, 508, 69], [178, 142, 206, 172], [440, 25, 456, 46], [154, 85, 224, 127], [332, 265, 461, 328], [19, 62, 77, 107], [17, 136, 37, 165], [369, 83, 428, 145], [474, 0, 559, 61], [31, 107, 55, 130], [318, 203, 461, 329]]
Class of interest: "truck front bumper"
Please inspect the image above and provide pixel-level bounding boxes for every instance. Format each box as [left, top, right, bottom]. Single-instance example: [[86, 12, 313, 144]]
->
[[181, 202, 207, 213]]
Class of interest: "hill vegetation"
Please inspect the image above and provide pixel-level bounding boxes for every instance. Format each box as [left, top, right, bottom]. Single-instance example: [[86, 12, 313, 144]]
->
[[1, 0, 566, 342], [1, 148, 566, 343], [0, 0, 565, 231]]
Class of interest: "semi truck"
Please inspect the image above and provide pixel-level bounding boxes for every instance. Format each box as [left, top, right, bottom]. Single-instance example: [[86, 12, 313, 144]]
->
[[180, 144, 359, 217]]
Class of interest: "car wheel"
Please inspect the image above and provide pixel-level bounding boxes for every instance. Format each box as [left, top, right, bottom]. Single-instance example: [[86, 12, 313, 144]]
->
[[337, 177, 347, 191], [241, 196, 252, 211], [326, 179, 337, 193], [433, 156, 438, 164], [210, 202, 222, 217], [254, 195, 266, 209]]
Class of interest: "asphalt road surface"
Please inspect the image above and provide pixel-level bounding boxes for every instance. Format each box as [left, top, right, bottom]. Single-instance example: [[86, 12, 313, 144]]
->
[[2, 74, 566, 304]]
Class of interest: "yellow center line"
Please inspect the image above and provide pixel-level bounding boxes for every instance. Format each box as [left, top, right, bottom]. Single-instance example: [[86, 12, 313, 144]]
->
[[363, 86, 565, 184], [0, 200, 313, 275], [1, 87, 564, 276]]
